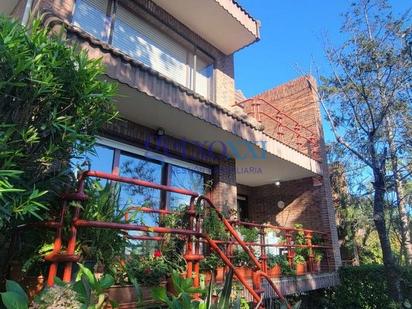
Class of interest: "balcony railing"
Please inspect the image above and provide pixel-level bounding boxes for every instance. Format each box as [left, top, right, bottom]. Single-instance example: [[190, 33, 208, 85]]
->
[[238, 98, 322, 161], [18, 170, 332, 307]]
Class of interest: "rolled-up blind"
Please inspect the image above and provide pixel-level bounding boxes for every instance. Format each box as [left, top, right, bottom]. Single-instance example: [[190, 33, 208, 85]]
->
[[72, 0, 110, 41], [112, 4, 188, 87]]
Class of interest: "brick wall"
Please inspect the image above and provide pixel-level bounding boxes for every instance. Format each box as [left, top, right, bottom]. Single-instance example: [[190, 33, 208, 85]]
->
[[238, 76, 342, 269], [242, 75, 322, 159], [32, 0, 236, 109], [240, 178, 323, 230], [102, 118, 237, 212], [238, 176, 341, 270]]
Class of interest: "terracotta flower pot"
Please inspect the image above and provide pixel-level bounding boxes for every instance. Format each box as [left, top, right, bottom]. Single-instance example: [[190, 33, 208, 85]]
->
[[295, 262, 306, 276], [235, 266, 252, 280], [268, 264, 282, 278], [215, 267, 225, 281], [202, 271, 212, 283]]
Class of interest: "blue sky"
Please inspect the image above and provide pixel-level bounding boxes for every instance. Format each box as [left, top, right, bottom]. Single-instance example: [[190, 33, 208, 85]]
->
[[234, 0, 411, 142]]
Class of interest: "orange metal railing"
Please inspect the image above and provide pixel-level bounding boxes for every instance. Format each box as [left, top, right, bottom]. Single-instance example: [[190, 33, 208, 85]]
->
[[18, 170, 331, 308], [237, 97, 321, 161]]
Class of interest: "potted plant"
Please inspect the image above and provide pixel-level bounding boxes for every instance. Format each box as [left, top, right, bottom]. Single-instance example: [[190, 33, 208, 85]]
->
[[232, 249, 252, 280], [200, 252, 225, 282], [202, 208, 229, 241], [108, 251, 170, 306], [294, 254, 306, 276], [313, 251, 323, 273], [266, 254, 288, 278], [238, 226, 260, 244]]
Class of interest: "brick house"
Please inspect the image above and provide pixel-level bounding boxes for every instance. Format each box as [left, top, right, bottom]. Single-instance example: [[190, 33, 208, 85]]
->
[[2, 0, 341, 302]]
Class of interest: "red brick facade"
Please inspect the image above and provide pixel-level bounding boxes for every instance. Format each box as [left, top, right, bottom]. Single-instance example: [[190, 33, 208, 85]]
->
[[238, 76, 341, 269], [242, 76, 322, 159]]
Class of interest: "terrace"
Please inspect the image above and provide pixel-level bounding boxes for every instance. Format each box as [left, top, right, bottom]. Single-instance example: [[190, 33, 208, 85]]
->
[[23, 168, 335, 307]]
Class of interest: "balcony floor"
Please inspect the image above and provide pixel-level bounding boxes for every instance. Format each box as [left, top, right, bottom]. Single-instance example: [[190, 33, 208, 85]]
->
[[241, 272, 340, 301]]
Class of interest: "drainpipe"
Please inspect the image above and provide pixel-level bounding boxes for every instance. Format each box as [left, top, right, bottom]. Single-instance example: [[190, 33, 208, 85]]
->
[[21, 0, 34, 26]]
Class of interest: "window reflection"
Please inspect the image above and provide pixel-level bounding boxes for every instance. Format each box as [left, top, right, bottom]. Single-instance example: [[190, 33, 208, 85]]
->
[[71, 144, 114, 183], [169, 165, 204, 210], [119, 152, 162, 226], [72, 142, 208, 230]]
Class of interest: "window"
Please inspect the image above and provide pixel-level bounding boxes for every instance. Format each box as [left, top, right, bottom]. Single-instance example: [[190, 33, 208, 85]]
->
[[72, 0, 111, 41], [118, 152, 162, 225], [72, 138, 210, 215], [72, 0, 214, 100], [113, 5, 188, 86], [195, 55, 214, 99]]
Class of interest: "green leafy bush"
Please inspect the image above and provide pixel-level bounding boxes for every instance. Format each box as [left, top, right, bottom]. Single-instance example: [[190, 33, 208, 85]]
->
[[76, 181, 127, 270], [125, 252, 170, 287], [0, 15, 117, 275], [0, 15, 116, 226], [267, 253, 288, 269], [202, 209, 229, 241], [232, 249, 253, 267], [200, 252, 224, 272], [301, 265, 412, 308], [238, 226, 259, 243]]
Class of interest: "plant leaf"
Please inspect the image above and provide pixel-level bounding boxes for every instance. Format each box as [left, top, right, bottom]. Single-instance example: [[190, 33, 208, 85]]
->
[[0, 291, 28, 309], [5, 280, 28, 304], [99, 274, 114, 290]]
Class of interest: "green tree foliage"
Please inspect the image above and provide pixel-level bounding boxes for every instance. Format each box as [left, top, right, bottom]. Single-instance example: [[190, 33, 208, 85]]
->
[[0, 16, 117, 227], [320, 0, 412, 301]]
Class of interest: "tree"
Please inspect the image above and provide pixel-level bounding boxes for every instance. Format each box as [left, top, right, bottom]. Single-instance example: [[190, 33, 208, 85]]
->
[[319, 0, 412, 302], [0, 17, 117, 273]]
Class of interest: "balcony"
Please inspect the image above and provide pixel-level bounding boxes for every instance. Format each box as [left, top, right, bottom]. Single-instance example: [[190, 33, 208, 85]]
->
[[151, 0, 260, 55], [27, 169, 336, 306]]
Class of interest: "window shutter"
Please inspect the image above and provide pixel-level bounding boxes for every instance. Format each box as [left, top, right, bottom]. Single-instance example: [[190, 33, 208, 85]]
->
[[113, 5, 188, 86], [72, 0, 110, 41]]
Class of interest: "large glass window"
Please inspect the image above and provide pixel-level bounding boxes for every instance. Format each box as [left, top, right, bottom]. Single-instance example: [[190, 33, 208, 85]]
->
[[72, 141, 208, 215], [72, 0, 214, 100], [71, 144, 115, 180]]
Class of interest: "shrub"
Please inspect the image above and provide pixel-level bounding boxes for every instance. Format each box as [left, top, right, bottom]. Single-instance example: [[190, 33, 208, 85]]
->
[[267, 253, 288, 269], [238, 226, 259, 243], [0, 16, 117, 229], [0, 15, 117, 274], [300, 265, 412, 308]]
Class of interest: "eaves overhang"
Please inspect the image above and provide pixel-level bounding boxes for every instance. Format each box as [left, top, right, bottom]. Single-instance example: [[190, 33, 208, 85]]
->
[[151, 0, 260, 55]]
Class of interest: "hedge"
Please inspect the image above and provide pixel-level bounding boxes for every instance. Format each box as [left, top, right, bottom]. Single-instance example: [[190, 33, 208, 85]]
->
[[300, 265, 412, 309]]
